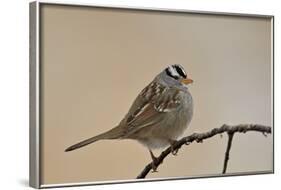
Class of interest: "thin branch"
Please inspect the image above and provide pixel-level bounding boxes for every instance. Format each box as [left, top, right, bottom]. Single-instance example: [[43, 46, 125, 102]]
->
[[137, 124, 271, 179], [222, 132, 234, 174]]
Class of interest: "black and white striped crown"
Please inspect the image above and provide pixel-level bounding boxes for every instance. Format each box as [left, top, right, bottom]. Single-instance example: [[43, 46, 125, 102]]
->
[[165, 64, 187, 80]]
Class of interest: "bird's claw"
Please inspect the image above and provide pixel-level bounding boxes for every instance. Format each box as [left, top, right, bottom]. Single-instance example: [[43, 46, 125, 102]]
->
[[169, 139, 179, 156], [149, 150, 160, 173], [151, 157, 161, 172], [151, 163, 158, 173], [171, 148, 179, 155]]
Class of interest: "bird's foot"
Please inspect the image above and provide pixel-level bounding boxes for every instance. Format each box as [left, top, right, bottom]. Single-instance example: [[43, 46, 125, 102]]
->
[[149, 150, 160, 172], [169, 139, 179, 156], [151, 161, 158, 173]]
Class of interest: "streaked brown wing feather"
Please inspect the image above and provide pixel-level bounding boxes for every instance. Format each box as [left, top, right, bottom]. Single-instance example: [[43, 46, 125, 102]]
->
[[123, 82, 181, 135]]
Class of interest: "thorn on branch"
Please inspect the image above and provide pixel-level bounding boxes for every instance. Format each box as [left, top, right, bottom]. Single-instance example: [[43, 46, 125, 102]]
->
[[262, 132, 268, 137], [242, 128, 248, 133]]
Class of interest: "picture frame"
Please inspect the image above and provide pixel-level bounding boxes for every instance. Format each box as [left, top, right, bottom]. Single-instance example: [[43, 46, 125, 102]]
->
[[30, 1, 274, 188]]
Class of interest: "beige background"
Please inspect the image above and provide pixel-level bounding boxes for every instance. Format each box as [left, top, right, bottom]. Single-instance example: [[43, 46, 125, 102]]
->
[[40, 4, 272, 185]]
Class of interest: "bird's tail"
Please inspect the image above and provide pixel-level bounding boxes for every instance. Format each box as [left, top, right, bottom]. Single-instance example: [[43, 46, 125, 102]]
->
[[65, 126, 123, 152]]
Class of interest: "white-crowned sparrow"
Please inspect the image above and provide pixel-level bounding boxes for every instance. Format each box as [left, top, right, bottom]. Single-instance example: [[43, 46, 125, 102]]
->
[[66, 64, 193, 170]]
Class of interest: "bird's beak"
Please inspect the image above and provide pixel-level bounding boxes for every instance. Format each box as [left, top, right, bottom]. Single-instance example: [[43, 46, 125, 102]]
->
[[181, 78, 193, 85]]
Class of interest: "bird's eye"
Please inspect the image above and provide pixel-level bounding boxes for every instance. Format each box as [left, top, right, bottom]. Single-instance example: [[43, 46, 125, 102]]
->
[[172, 75, 180, 80], [173, 64, 187, 79]]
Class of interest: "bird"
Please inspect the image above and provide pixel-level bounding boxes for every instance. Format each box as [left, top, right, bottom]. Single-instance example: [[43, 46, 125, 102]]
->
[[65, 64, 193, 171]]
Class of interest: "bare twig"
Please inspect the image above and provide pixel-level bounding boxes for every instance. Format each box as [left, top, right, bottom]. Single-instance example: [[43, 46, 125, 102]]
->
[[137, 124, 271, 179], [222, 132, 234, 174]]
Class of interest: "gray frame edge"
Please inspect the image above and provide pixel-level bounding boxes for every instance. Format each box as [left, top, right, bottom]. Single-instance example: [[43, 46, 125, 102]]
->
[[30, 1, 40, 189], [29, 1, 274, 188]]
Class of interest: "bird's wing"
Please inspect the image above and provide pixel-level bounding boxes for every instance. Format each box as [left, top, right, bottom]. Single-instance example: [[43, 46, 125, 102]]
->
[[123, 82, 182, 135]]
